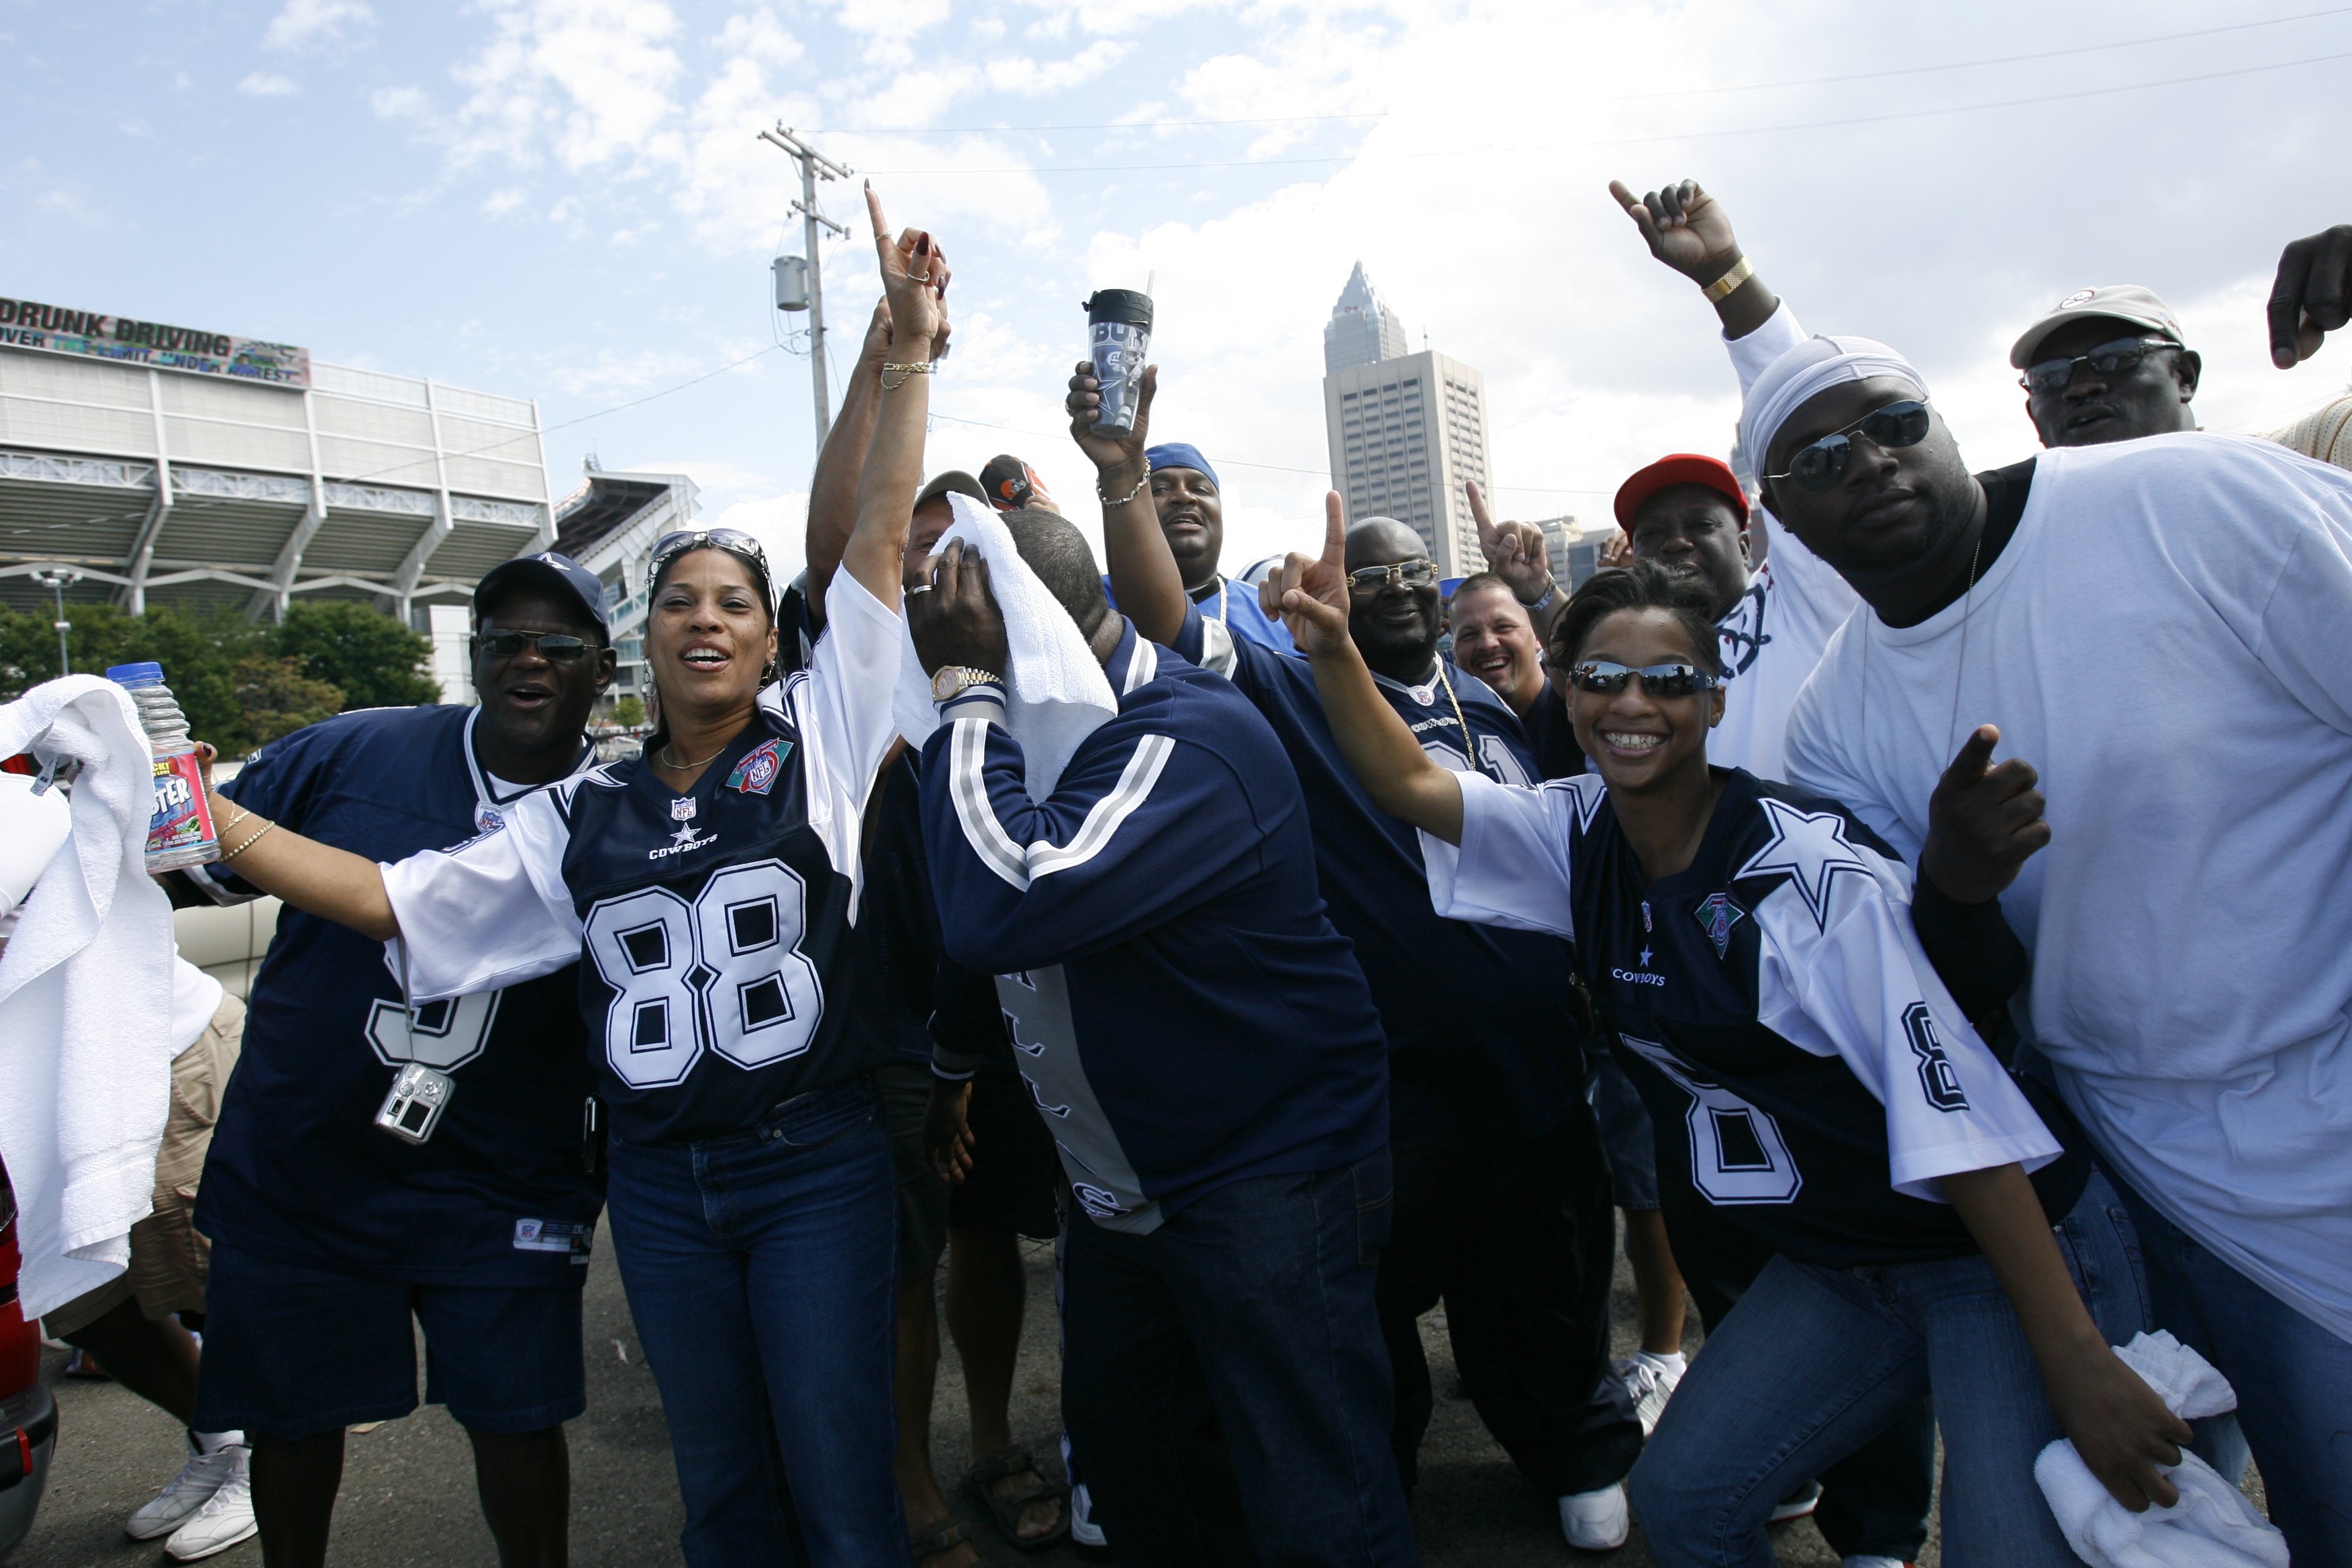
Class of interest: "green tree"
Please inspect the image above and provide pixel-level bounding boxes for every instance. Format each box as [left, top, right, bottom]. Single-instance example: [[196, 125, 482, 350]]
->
[[0, 603, 272, 749], [230, 654, 345, 749], [271, 601, 439, 712], [611, 694, 646, 728]]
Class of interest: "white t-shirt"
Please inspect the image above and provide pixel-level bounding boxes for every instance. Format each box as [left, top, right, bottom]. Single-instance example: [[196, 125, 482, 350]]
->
[[1708, 305, 1859, 781], [1784, 432, 2352, 1344]]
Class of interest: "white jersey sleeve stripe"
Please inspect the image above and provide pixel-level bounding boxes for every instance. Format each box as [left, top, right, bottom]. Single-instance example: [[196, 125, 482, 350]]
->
[[949, 717, 1033, 889], [1028, 734, 1174, 880], [1197, 616, 1238, 679], [948, 720, 1180, 888]]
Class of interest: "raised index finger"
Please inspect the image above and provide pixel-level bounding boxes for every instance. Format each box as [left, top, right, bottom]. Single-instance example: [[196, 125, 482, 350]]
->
[[1941, 723, 2000, 789], [865, 183, 892, 259], [1320, 491, 1346, 571]]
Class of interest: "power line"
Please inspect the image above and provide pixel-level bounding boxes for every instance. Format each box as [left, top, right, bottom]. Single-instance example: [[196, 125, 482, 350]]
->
[[810, 110, 1386, 136], [1619, 4, 2352, 98], [863, 44, 2352, 175]]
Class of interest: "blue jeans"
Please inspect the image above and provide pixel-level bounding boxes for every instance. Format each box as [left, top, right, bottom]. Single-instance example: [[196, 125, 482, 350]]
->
[[1061, 1153, 1418, 1568], [2111, 1174, 2352, 1561], [605, 1078, 902, 1568], [1629, 1171, 2151, 1567]]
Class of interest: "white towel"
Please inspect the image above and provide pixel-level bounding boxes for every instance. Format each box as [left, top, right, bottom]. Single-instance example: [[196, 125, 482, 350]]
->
[[2033, 1331, 2288, 1568], [894, 491, 1119, 798], [0, 676, 178, 1320]]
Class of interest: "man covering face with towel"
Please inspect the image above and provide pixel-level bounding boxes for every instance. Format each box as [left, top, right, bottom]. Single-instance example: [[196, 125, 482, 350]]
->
[[901, 495, 1416, 1568]]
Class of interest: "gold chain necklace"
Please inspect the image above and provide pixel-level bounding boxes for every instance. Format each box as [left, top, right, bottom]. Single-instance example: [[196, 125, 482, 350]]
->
[[1433, 663, 1479, 775], [658, 739, 729, 773]]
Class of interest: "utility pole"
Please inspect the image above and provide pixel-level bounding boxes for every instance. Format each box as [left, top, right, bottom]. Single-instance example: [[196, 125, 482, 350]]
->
[[30, 569, 81, 677], [756, 124, 852, 448]]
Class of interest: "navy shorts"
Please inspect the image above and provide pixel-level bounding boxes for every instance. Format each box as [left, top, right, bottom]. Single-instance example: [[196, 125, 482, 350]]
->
[[193, 1240, 587, 1439]]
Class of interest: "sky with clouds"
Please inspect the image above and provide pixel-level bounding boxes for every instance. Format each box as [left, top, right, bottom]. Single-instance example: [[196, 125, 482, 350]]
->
[[8, 0, 2352, 577]]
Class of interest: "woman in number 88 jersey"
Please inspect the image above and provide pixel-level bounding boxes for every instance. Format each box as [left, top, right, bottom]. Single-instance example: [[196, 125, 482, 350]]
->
[[185, 189, 948, 1568], [1273, 548, 2194, 1567]]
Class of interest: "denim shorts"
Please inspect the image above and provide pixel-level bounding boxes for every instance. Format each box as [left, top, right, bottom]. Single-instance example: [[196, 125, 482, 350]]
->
[[193, 1239, 586, 1439]]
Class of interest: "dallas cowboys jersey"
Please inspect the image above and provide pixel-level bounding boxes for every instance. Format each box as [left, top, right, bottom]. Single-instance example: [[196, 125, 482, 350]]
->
[[1175, 603, 1585, 1138], [191, 705, 602, 1287], [377, 573, 905, 1145], [1425, 767, 2088, 1268], [920, 620, 1389, 1233]]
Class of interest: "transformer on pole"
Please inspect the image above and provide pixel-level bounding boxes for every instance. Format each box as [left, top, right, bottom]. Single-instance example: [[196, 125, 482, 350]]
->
[[756, 125, 852, 449]]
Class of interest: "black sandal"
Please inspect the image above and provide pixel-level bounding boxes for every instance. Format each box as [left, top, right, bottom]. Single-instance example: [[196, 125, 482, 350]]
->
[[959, 1446, 1071, 1553], [910, 1518, 993, 1567]]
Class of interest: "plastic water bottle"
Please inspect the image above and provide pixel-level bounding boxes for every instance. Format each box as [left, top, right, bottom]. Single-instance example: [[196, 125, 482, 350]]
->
[[105, 662, 222, 871]]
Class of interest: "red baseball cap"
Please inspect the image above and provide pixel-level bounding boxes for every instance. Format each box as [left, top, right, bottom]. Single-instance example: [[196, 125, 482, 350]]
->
[[1612, 454, 1747, 532]]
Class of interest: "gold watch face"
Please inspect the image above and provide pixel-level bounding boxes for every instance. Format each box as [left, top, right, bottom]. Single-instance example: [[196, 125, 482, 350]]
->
[[931, 667, 964, 701]]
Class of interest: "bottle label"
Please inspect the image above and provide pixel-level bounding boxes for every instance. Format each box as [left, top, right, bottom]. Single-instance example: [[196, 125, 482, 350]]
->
[[148, 752, 218, 859]]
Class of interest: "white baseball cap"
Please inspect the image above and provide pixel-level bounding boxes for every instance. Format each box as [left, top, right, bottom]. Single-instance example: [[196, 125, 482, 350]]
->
[[2010, 285, 2186, 369]]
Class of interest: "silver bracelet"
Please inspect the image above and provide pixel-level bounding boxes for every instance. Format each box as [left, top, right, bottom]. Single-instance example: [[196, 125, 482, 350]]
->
[[1097, 469, 1149, 507]]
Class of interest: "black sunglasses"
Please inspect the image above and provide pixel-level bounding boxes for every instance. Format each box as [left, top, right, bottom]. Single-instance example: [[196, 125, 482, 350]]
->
[[1346, 558, 1438, 591], [1765, 399, 1932, 493], [2020, 338, 2174, 395], [474, 631, 595, 663], [1567, 660, 1720, 699]]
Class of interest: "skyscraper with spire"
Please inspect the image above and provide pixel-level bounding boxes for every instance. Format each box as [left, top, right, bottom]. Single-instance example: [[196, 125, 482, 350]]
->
[[1321, 264, 1492, 577], [1324, 261, 1408, 374]]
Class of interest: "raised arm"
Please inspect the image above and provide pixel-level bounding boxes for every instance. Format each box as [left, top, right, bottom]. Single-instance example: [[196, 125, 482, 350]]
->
[[1272, 495, 1463, 842], [1466, 479, 1565, 640], [802, 298, 895, 628], [1608, 177, 1780, 342], [1065, 360, 1187, 644], [2267, 223, 2352, 368], [842, 186, 950, 613]]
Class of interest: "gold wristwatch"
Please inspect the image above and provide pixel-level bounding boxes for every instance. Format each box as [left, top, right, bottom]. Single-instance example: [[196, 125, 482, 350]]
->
[[931, 666, 1005, 703]]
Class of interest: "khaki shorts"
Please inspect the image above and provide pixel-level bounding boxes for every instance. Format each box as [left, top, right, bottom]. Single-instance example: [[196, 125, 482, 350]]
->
[[43, 991, 245, 1339]]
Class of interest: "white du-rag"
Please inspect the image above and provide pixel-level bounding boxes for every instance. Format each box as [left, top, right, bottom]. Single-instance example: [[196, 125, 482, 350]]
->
[[893, 491, 1119, 799], [2033, 1332, 2288, 1568], [0, 676, 178, 1320], [1738, 334, 1931, 477]]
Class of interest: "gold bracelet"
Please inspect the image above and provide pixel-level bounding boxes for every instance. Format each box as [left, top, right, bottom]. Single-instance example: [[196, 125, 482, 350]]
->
[[1097, 469, 1149, 507], [215, 795, 249, 836], [880, 361, 936, 391], [219, 818, 277, 863], [1701, 254, 1755, 303]]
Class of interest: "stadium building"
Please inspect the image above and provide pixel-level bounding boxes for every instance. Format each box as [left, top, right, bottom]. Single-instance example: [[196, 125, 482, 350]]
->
[[0, 291, 552, 627]]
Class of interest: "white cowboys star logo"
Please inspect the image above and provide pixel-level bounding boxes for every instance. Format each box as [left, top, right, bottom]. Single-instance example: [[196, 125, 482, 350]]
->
[[1733, 797, 1875, 930], [669, 820, 705, 849]]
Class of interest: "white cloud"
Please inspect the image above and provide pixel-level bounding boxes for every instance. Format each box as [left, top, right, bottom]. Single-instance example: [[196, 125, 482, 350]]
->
[[237, 71, 299, 97], [264, 0, 375, 52], [481, 185, 529, 217], [371, 85, 427, 119], [984, 40, 1132, 95], [440, 0, 688, 173]]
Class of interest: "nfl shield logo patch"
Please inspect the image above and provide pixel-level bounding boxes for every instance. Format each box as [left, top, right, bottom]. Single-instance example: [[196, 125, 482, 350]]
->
[[1695, 892, 1745, 959], [727, 738, 789, 796]]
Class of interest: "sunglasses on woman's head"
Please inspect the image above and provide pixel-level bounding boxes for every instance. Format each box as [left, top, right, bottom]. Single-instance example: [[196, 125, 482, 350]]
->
[[473, 631, 594, 663], [1567, 660, 1719, 698], [649, 528, 771, 580], [1346, 558, 1438, 591], [1765, 399, 1932, 493]]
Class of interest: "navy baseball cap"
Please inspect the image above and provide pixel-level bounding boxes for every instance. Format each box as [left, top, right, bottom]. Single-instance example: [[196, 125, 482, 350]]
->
[[475, 552, 611, 633]]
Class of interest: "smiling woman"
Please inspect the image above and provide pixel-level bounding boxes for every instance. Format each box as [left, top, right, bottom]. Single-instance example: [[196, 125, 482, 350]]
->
[[170, 187, 956, 1568], [1285, 556, 2196, 1558]]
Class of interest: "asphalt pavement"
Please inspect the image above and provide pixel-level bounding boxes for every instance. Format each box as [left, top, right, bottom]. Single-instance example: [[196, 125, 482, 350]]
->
[[16, 1225, 1876, 1567]]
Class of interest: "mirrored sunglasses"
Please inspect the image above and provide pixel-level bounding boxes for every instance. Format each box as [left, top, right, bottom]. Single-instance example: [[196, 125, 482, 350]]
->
[[1567, 660, 1719, 699], [1765, 400, 1932, 493], [1346, 558, 1438, 591], [2019, 338, 2174, 395]]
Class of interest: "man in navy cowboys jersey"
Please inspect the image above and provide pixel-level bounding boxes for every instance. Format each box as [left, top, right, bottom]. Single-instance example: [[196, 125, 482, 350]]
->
[[906, 508, 1411, 1568], [1072, 369, 1641, 1550], [1284, 550, 2194, 1565], [182, 189, 949, 1568], [173, 550, 614, 1567]]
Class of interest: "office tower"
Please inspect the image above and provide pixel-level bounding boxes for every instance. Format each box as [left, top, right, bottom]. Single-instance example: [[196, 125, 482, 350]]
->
[[1323, 349, 1493, 580], [1324, 262, 1409, 375]]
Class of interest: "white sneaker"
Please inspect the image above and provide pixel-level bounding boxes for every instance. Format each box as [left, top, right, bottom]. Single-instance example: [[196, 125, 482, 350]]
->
[[1559, 1483, 1630, 1551], [1613, 1352, 1685, 1437], [164, 1444, 257, 1561], [1069, 1480, 1106, 1550], [126, 1434, 246, 1541], [1768, 1479, 1823, 1522], [1842, 1558, 1914, 1568]]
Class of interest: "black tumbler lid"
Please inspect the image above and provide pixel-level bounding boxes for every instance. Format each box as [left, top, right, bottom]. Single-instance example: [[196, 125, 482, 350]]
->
[[1083, 289, 1153, 329]]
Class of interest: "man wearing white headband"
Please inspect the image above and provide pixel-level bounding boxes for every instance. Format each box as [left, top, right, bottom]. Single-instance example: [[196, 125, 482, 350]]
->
[[1714, 282, 2352, 1561]]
